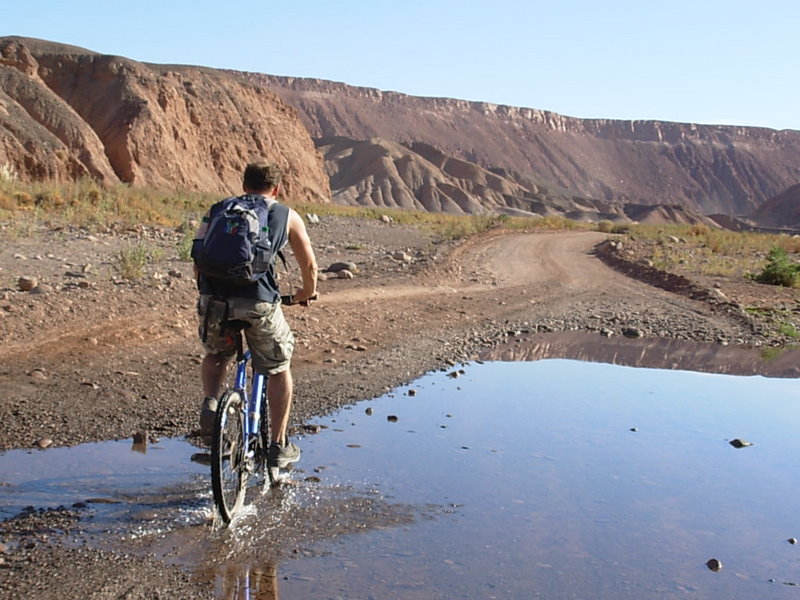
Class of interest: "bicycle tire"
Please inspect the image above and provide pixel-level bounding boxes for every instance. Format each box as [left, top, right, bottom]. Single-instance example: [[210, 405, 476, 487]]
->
[[211, 390, 247, 522], [256, 388, 279, 487]]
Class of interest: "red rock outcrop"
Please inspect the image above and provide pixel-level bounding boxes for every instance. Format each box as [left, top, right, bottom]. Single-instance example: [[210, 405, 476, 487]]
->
[[253, 74, 800, 217], [0, 37, 329, 202]]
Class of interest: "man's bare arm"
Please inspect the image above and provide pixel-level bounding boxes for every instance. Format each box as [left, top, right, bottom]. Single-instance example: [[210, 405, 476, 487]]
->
[[287, 209, 318, 303]]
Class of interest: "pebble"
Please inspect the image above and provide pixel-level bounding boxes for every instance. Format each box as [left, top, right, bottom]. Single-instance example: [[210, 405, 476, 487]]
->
[[729, 438, 753, 448], [18, 276, 37, 291], [622, 327, 644, 339], [706, 558, 723, 572], [35, 438, 53, 449], [326, 262, 357, 273], [788, 538, 798, 545], [407, 389, 417, 396], [28, 368, 48, 380], [387, 415, 398, 422]]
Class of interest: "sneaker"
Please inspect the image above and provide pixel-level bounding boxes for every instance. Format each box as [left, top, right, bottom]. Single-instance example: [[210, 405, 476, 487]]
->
[[199, 396, 218, 435], [267, 440, 301, 469]]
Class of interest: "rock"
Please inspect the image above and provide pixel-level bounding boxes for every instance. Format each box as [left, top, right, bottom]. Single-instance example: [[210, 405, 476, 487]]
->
[[18, 276, 37, 291], [35, 438, 53, 449], [668, 235, 681, 244], [30, 284, 54, 295], [380, 214, 393, 223], [305, 213, 320, 225], [600, 328, 614, 337], [622, 327, 644, 339], [788, 538, 797, 545], [407, 389, 417, 397], [78, 280, 91, 289], [338, 269, 355, 280], [365, 407, 373, 416], [387, 415, 398, 422], [302, 424, 322, 434], [448, 371, 460, 378], [304, 475, 321, 483], [28, 368, 48, 380], [729, 438, 753, 448], [167, 270, 182, 278], [132, 430, 148, 444], [326, 262, 357, 273], [705, 558, 723, 572], [393, 251, 412, 262]]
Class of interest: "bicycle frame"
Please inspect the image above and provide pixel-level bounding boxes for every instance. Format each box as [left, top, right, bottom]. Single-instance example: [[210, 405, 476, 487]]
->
[[233, 349, 266, 461]]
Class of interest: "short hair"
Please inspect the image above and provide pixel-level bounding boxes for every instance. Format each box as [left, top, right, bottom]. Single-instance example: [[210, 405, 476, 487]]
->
[[243, 162, 282, 192]]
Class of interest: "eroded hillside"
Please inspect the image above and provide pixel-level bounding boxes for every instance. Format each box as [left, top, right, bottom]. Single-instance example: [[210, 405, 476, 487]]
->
[[0, 37, 330, 201], [255, 74, 800, 217]]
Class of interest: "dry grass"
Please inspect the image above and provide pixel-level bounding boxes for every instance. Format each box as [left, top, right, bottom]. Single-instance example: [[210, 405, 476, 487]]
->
[[1, 180, 596, 241], [628, 223, 800, 278], [0, 179, 216, 231]]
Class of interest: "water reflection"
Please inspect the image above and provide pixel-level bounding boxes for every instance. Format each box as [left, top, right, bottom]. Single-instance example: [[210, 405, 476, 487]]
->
[[3, 346, 800, 600], [482, 331, 800, 377], [0, 437, 208, 521], [216, 563, 279, 600]]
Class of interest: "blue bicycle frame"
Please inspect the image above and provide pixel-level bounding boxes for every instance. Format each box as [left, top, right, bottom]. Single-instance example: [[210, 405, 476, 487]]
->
[[234, 349, 266, 459]]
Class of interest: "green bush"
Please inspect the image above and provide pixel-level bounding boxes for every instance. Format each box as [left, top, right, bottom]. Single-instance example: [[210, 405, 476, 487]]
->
[[114, 242, 153, 279], [752, 247, 800, 287]]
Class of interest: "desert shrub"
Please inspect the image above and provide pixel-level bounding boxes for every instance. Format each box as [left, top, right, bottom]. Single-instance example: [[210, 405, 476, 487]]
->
[[596, 220, 614, 233], [0, 162, 18, 182], [114, 242, 154, 279], [176, 228, 194, 262], [689, 223, 711, 237], [752, 247, 800, 287]]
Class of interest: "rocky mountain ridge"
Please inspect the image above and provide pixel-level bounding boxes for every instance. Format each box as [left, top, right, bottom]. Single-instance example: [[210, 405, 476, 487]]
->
[[253, 74, 800, 220], [2, 37, 798, 228]]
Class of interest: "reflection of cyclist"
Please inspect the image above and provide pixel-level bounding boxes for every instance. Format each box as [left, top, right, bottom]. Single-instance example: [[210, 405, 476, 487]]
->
[[194, 161, 318, 468], [218, 563, 279, 600]]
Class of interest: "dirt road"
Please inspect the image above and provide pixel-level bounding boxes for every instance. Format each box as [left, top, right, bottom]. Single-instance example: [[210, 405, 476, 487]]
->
[[0, 226, 764, 451]]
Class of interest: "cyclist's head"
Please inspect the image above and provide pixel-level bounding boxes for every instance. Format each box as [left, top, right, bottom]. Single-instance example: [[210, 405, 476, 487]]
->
[[243, 161, 282, 194]]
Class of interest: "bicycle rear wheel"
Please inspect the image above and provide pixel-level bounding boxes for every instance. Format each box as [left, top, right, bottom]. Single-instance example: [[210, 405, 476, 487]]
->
[[211, 390, 247, 522]]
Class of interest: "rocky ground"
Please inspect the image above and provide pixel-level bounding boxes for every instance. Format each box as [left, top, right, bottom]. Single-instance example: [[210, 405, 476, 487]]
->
[[0, 215, 798, 599]]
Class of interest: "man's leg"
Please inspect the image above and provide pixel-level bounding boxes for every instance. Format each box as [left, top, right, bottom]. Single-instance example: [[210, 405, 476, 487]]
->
[[202, 352, 231, 398], [199, 352, 231, 434], [267, 368, 293, 445]]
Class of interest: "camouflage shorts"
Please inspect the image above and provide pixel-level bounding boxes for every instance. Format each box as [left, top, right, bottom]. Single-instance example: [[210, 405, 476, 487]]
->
[[197, 295, 295, 375]]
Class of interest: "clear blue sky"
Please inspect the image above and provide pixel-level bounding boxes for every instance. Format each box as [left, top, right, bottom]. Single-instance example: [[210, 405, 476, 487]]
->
[[3, 0, 799, 131]]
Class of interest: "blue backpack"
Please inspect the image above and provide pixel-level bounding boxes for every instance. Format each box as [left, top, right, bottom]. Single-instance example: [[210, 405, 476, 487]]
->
[[192, 195, 277, 286]]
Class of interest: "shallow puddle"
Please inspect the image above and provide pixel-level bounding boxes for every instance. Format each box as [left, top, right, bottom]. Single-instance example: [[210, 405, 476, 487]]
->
[[2, 335, 800, 599]]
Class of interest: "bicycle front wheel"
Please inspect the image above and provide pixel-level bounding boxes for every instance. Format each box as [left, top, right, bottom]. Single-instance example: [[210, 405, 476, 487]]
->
[[211, 390, 247, 522]]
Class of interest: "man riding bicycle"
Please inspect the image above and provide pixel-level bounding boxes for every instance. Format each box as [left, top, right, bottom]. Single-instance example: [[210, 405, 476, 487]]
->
[[193, 161, 318, 469]]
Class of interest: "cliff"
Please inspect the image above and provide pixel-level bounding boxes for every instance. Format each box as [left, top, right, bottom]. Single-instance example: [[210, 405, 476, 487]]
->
[[253, 74, 800, 217], [0, 37, 330, 202]]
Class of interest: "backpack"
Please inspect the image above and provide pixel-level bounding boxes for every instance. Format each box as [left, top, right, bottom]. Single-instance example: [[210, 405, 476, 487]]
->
[[192, 195, 277, 286]]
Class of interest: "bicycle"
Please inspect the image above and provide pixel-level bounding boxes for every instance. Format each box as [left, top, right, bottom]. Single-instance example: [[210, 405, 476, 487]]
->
[[210, 294, 314, 523]]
